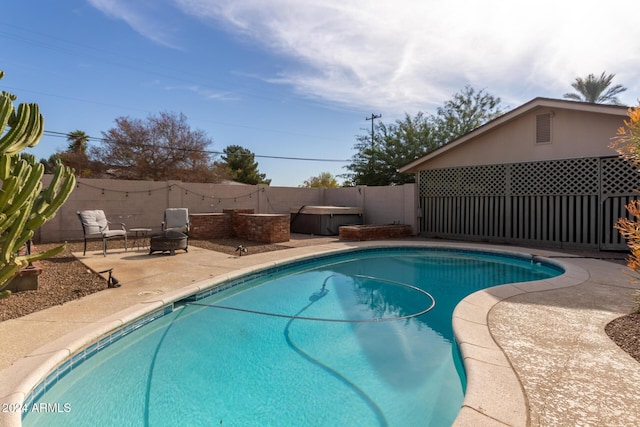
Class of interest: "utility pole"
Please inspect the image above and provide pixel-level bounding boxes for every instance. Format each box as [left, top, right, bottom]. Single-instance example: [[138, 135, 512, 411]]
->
[[365, 113, 381, 182], [365, 113, 382, 151]]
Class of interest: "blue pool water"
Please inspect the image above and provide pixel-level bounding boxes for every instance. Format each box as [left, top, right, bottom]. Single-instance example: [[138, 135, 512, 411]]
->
[[23, 248, 561, 427]]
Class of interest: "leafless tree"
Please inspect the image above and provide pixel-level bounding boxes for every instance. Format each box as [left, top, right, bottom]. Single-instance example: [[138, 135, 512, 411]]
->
[[92, 112, 219, 182]]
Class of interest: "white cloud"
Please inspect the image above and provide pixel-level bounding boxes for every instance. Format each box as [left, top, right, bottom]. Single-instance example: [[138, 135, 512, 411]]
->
[[164, 84, 241, 101], [87, 0, 182, 49], [96, 0, 640, 112]]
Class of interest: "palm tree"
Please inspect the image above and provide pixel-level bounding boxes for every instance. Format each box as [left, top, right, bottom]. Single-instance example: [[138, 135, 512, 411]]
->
[[563, 72, 627, 105], [60, 130, 92, 176], [66, 129, 89, 154]]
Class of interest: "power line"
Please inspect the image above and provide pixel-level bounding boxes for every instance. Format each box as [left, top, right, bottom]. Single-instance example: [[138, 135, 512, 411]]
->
[[0, 24, 353, 144], [41, 130, 350, 163], [4, 84, 343, 143], [1, 23, 356, 165]]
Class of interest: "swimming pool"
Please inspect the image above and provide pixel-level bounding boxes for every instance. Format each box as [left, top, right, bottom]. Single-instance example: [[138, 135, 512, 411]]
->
[[22, 247, 562, 426]]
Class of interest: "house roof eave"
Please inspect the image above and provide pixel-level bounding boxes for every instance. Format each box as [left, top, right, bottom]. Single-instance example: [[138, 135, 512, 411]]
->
[[398, 97, 630, 174]]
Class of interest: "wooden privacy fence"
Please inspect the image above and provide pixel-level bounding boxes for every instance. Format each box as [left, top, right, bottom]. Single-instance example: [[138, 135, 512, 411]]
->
[[418, 156, 640, 250]]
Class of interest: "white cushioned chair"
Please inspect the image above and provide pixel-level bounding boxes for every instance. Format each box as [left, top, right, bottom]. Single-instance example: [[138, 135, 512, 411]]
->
[[162, 208, 189, 234], [77, 210, 128, 256]]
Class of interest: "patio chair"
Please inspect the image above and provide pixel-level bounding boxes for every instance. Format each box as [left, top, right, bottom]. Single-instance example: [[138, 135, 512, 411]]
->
[[162, 208, 190, 234], [77, 210, 128, 257]]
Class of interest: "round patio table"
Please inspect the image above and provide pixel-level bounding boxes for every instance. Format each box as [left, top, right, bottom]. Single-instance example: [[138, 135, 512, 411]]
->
[[129, 228, 152, 251]]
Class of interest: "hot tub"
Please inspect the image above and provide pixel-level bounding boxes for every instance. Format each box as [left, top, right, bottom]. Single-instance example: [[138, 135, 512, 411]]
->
[[290, 206, 363, 236]]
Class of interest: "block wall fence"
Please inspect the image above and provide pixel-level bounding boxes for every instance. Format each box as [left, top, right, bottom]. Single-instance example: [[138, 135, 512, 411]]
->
[[35, 177, 417, 243]]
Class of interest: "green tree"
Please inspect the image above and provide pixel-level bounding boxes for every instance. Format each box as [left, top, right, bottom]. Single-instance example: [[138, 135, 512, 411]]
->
[[563, 72, 627, 105], [344, 129, 385, 186], [301, 172, 339, 188], [40, 153, 61, 174], [346, 112, 435, 186], [0, 71, 75, 298], [219, 145, 271, 185], [432, 85, 504, 145], [93, 112, 217, 182], [377, 113, 436, 185], [345, 86, 503, 186]]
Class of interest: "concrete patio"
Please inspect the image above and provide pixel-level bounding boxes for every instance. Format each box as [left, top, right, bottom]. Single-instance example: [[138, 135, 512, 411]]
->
[[0, 236, 639, 426]]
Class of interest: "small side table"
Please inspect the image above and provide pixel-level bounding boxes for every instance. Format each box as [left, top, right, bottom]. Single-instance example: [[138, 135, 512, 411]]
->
[[129, 228, 152, 251]]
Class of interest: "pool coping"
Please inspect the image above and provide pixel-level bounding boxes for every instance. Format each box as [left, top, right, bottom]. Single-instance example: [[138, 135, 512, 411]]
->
[[0, 240, 621, 426], [451, 249, 588, 426]]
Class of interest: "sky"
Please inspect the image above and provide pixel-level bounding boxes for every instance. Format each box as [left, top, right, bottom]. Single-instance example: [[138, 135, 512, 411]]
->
[[2, 0, 639, 187]]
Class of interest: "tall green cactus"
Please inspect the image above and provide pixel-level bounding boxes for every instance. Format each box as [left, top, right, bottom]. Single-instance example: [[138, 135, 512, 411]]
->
[[0, 71, 76, 298]]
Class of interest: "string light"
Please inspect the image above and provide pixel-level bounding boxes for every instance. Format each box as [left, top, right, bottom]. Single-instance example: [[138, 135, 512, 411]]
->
[[74, 181, 262, 202]]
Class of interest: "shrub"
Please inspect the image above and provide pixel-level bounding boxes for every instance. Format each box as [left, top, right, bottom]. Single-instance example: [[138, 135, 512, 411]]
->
[[611, 102, 640, 311]]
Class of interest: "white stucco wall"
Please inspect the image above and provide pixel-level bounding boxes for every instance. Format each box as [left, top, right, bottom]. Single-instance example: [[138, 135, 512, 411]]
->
[[421, 107, 625, 170]]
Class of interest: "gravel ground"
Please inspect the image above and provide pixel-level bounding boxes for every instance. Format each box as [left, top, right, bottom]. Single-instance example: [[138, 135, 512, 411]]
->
[[0, 239, 638, 364], [0, 238, 289, 322], [606, 312, 640, 362]]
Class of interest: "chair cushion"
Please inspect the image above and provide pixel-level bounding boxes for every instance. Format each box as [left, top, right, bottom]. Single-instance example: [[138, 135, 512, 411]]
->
[[78, 210, 108, 236], [102, 229, 126, 238], [164, 208, 189, 229]]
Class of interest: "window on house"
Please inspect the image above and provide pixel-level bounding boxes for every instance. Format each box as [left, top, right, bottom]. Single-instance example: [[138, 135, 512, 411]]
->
[[536, 113, 552, 143]]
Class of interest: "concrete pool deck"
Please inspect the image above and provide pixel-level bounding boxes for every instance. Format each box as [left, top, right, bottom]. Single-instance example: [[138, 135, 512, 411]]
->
[[0, 236, 639, 426]]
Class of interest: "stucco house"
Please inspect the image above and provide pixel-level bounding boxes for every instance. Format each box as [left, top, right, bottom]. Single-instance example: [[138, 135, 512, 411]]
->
[[399, 97, 637, 250]]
